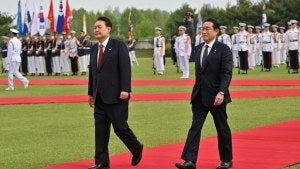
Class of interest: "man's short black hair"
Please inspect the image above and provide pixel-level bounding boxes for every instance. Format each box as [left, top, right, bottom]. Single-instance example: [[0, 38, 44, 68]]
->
[[205, 18, 220, 30], [97, 16, 113, 29]]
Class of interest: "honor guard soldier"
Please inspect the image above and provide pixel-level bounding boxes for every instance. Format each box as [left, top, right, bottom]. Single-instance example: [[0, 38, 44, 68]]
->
[[285, 19, 300, 73], [1, 36, 10, 73], [218, 26, 231, 49], [83, 35, 92, 68], [247, 25, 257, 70], [35, 35, 45, 76], [21, 36, 29, 76], [27, 36, 37, 76], [195, 27, 204, 46], [272, 25, 281, 67], [128, 34, 138, 66], [77, 30, 87, 75], [175, 25, 191, 78], [69, 30, 79, 76], [279, 27, 287, 64], [236, 22, 249, 74], [52, 33, 61, 75], [61, 32, 70, 76], [231, 26, 239, 67], [153, 27, 165, 75], [261, 23, 274, 71], [255, 26, 263, 66], [5, 28, 29, 90], [45, 33, 53, 76]]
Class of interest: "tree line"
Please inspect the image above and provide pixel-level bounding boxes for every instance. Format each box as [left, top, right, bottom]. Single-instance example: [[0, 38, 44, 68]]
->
[[1, 0, 300, 41]]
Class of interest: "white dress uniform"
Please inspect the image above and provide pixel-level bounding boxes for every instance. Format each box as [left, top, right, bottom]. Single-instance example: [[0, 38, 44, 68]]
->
[[153, 35, 165, 74], [272, 25, 281, 67], [35, 38, 45, 75], [255, 28, 263, 66], [175, 33, 191, 78], [236, 27, 249, 72], [128, 38, 138, 66], [261, 29, 274, 70], [279, 28, 287, 64], [231, 28, 239, 67], [52, 37, 61, 75], [285, 21, 300, 72], [218, 34, 231, 49], [195, 34, 204, 47], [248, 33, 257, 69], [6, 31, 29, 90], [60, 36, 70, 75]]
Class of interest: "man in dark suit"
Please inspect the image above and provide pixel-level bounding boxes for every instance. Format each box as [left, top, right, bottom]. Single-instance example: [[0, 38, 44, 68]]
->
[[175, 18, 233, 169], [88, 16, 143, 169]]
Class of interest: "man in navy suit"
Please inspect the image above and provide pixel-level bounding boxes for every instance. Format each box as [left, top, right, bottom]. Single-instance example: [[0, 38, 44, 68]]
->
[[88, 16, 143, 169], [175, 18, 233, 169]]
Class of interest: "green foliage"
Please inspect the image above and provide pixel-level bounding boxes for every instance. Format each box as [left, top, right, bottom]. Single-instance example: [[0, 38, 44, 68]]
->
[[0, 12, 15, 36], [3, 1, 300, 41]]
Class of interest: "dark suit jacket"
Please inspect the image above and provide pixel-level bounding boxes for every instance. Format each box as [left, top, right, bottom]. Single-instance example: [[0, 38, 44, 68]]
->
[[88, 38, 131, 104], [191, 40, 233, 107]]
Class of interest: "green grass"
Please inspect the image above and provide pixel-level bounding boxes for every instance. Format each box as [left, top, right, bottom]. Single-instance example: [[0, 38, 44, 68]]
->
[[0, 56, 299, 169]]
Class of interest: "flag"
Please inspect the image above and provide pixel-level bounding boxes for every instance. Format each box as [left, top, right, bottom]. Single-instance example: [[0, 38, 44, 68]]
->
[[17, 0, 23, 35], [56, 0, 64, 34], [196, 9, 203, 31], [83, 14, 87, 34], [262, 4, 267, 28], [31, 3, 39, 36], [38, 0, 46, 36], [128, 11, 133, 37], [22, 0, 30, 35], [47, 0, 55, 34], [64, 0, 73, 34]]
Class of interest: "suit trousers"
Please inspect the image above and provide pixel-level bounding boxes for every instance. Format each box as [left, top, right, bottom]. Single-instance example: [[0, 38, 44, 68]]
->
[[94, 92, 141, 165], [181, 95, 232, 163]]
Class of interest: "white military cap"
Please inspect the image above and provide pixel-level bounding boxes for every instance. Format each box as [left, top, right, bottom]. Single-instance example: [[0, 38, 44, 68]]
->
[[1, 36, 10, 39], [10, 28, 19, 34], [272, 25, 278, 28], [178, 25, 186, 31], [279, 27, 285, 30], [233, 26, 239, 30], [263, 23, 270, 27], [247, 25, 254, 29], [155, 27, 162, 31], [70, 30, 76, 34], [287, 21, 291, 25], [62, 31, 66, 35], [255, 26, 261, 29], [239, 22, 246, 27], [220, 26, 227, 29], [290, 20, 298, 24]]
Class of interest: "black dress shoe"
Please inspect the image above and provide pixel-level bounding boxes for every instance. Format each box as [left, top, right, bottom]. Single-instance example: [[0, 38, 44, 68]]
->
[[131, 143, 143, 166], [175, 161, 196, 169], [88, 164, 109, 169], [216, 161, 232, 169]]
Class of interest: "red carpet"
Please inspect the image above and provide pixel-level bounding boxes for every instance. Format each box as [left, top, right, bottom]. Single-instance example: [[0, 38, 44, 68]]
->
[[1, 89, 300, 105], [42, 119, 300, 169], [1, 79, 300, 86]]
